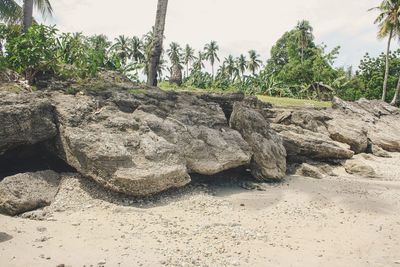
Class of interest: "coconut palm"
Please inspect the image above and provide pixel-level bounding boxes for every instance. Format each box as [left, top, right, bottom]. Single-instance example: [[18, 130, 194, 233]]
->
[[370, 0, 400, 101], [167, 42, 183, 85], [167, 42, 182, 66], [295, 20, 314, 62], [183, 44, 195, 78], [112, 35, 131, 66], [130, 36, 144, 63], [148, 0, 169, 86], [224, 55, 238, 81], [192, 52, 205, 71], [23, 0, 53, 32], [247, 50, 262, 75], [0, 0, 22, 24], [0, 0, 52, 31], [236, 54, 247, 79], [204, 40, 220, 78]]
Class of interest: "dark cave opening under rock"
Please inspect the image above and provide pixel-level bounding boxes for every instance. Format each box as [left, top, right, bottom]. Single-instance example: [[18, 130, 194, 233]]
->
[[189, 166, 257, 186], [0, 143, 76, 180]]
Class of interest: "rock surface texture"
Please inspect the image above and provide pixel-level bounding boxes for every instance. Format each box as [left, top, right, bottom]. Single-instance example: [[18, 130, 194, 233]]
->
[[1, 79, 399, 199], [0, 170, 61, 216], [0, 92, 57, 155]]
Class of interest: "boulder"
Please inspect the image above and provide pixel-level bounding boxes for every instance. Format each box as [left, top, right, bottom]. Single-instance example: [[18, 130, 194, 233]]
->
[[326, 119, 368, 154], [51, 89, 252, 196], [271, 124, 354, 161], [230, 103, 287, 181], [0, 92, 57, 155], [0, 171, 61, 216], [295, 163, 325, 179], [344, 159, 377, 178]]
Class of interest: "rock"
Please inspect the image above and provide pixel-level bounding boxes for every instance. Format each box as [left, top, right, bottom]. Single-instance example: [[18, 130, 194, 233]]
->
[[326, 120, 368, 154], [271, 124, 354, 161], [52, 89, 252, 196], [230, 103, 287, 181], [0, 171, 61, 216], [371, 145, 391, 158], [295, 163, 325, 179], [0, 92, 57, 155], [344, 159, 377, 178]]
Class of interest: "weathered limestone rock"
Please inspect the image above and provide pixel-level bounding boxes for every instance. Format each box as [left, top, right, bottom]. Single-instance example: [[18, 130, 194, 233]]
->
[[371, 145, 391, 158], [230, 103, 287, 181], [271, 124, 354, 161], [51, 89, 252, 196], [0, 92, 57, 155], [0, 171, 61, 216]]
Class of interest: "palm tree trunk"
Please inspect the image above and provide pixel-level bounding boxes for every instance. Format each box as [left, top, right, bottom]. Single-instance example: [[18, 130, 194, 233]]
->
[[23, 0, 34, 33], [382, 28, 393, 101], [391, 74, 400, 106], [147, 0, 169, 87], [211, 63, 214, 79]]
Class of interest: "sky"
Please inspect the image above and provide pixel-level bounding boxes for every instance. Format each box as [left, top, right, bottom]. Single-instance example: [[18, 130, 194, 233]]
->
[[34, 0, 387, 69]]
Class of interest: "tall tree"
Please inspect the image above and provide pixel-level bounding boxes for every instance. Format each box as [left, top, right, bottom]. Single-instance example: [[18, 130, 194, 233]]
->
[[370, 0, 400, 101], [167, 42, 183, 85], [112, 35, 131, 65], [183, 44, 195, 78], [295, 20, 314, 63], [23, 0, 53, 32], [247, 50, 262, 75], [130, 36, 144, 63], [147, 0, 169, 87], [236, 54, 247, 79], [224, 55, 238, 81], [192, 51, 204, 71], [0, 0, 22, 24], [204, 40, 220, 78]]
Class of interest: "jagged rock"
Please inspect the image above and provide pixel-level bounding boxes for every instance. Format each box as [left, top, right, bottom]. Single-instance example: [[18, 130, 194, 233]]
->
[[295, 163, 325, 179], [326, 119, 368, 154], [344, 159, 376, 178], [0, 171, 61, 216], [0, 92, 57, 155], [51, 89, 252, 196], [200, 92, 244, 121], [230, 103, 286, 181], [271, 124, 354, 161]]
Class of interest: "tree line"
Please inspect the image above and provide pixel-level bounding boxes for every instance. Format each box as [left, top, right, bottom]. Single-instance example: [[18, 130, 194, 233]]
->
[[0, 0, 399, 105]]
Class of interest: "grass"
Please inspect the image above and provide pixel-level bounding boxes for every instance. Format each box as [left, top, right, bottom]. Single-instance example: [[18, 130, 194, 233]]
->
[[158, 82, 331, 108], [257, 95, 331, 108]]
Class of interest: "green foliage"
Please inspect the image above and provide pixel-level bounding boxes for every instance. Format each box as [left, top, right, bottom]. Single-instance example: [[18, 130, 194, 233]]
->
[[4, 24, 58, 83]]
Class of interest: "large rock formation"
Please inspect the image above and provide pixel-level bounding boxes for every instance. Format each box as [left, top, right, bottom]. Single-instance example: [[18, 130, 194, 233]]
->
[[0, 171, 61, 216], [1, 75, 399, 199], [50, 89, 252, 196], [230, 102, 286, 180], [0, 92, 57, 155]]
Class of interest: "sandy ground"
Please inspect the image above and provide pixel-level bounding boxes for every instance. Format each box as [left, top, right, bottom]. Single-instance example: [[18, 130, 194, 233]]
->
[[1, 153, 400, 267]]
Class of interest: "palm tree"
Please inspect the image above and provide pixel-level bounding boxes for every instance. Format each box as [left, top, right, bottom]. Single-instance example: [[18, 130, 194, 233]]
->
[[295, 20, 314, 63], [0, 0, 22, 24], [204, 40, 220, 78], [192, 52, 204, 71], [147, 0, 169, 86], [0, 0, 52, 31], [167, 42, 183, 85], [236, 54, 247, 79], [224, 55, 238, 81], [370, 0, 400, 101], [23, 0, 53, 32], [112, 35, 131, 66], [167, 42, 182, 66], [391, 76, 400, 105], [247, 50, 262, 75], [183, 44, 195, 78], [130, 36, 144, 63]]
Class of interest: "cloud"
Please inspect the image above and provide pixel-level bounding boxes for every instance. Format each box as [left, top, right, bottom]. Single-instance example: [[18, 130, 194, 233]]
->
[[36, 0, 387, 68]]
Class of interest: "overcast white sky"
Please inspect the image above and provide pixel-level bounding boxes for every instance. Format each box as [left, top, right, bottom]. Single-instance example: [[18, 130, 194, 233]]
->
[[35, 0, 387, 69]]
